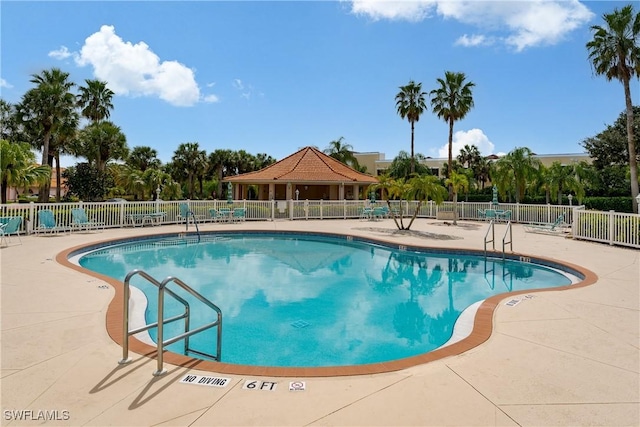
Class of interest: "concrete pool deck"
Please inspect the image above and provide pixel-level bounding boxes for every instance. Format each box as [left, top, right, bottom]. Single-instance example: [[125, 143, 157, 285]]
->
[[1, 219, 638, 426]]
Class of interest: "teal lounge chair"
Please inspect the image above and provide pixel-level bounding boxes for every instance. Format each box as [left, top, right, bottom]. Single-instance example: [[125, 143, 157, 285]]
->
[[524, 214, 567, 234], [232, 208, 246, 223], [38, 209, 66, 234], [0, 216, 23, 246], [71, 208, 104, 232]]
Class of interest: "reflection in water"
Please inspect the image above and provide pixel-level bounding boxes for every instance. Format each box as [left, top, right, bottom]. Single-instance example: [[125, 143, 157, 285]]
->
[[79, 234, 572, 367]]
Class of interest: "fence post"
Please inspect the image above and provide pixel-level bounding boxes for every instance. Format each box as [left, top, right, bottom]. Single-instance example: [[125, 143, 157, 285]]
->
[[320, 200, 324, 220], [28, 202, 35, 234], [271, 200, 275, 221], [608, 210, 615, 246]]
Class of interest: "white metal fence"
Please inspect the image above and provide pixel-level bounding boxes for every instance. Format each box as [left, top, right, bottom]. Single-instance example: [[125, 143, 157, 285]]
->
[[1, 199, 637, 249]]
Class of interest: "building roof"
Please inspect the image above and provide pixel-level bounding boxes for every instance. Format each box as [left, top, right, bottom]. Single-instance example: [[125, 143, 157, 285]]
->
[[224, 146, 378, 184]]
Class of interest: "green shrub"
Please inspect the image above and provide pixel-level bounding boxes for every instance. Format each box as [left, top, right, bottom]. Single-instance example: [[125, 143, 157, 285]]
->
[[583, 197, 633, 213]]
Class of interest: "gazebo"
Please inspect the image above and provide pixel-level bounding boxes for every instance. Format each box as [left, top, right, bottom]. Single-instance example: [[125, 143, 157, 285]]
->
[[223, 146, 378, 201]]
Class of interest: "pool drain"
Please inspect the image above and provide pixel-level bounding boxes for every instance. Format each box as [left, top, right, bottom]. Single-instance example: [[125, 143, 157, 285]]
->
[[291, 320, 310, 328]]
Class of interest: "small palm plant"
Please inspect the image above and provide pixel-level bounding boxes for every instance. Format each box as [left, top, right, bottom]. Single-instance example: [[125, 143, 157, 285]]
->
[[445, 171, 469, 225]]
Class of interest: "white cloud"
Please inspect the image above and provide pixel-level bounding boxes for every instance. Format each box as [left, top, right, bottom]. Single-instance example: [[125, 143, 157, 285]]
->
[[0, 78, 13, 89], [350, 0, 594, 51], [72, 25, 206, 106], [48, 45, 74, 60], [437, 128, 495, 158], [203, 94, 220, 103], [232, 79, 244, 90], [455, 34, 493, 48], [350, 0, 436, 22]]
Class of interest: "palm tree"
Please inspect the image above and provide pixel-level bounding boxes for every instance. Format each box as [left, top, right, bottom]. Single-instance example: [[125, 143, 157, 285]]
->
[[493, 147, 541, 203], [395, 81, 427, 174], [16, 68, 76, 202], [445, 171, 469, 225], [405, 174, 448, 230], [587, 4, 640, 213], [72, 121, 128, 172], [0, 140, 50, 203], [77, 79, 114, 123], [387, 150, 429, 179], [172, 142, 207, 199], [128, 146, 161, 172], [430, 71, 475, 190], [547, 161, 585, 204], [49, 111, 79, 201], [324, 137, 360, 169]]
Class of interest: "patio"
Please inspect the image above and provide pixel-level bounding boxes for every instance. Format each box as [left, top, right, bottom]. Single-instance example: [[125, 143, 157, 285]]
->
[[1, 219, 638, 426]]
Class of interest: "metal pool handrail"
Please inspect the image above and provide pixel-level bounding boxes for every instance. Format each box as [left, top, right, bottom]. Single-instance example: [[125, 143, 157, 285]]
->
[[119, 269, 222, 376], [502, 221, 513, 260], [484, 220, 495, 257]]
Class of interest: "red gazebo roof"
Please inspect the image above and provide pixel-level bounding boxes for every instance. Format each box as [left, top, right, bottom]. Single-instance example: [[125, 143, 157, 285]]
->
[[224, 146, 378, 184]]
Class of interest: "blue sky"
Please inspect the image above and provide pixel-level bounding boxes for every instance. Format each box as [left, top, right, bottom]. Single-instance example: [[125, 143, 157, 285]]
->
[[1, 1, 637, 167]]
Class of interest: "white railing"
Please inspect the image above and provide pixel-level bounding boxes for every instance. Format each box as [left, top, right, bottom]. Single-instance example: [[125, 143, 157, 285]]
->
[[573, 208, 640, 249], [1, 199, 637, 248]]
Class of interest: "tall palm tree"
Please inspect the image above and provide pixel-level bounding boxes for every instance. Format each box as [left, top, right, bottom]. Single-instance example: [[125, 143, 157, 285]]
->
[[430, 71, 475, 189], [16, 68, 76, 202], [127, 146, 161, 172], [395, 81, 427, 174], [173, 142, 207, 199], [587, 4, 640, 213], [72, 121, 128, 172], [49, 111, 79, 201], [324, 137, 360, 169], [445, 171, 469, 225], [77, 79, 114, 123]]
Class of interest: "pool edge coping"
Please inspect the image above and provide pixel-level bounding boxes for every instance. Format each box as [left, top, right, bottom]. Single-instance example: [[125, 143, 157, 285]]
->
[[56, 229, 599, 378]]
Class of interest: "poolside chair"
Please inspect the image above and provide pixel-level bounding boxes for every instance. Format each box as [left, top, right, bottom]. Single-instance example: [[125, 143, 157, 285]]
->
[[0, 216, 23, 246], [209, 208, 220, 222], [232, 208, 246, 223], [372, 206, 386, 221], [524, 214, 567, 234], [484, 209, 497, 221], [71, 208, 104, 232], [359, 207, 373, 221], [37, 209, 66, 234]]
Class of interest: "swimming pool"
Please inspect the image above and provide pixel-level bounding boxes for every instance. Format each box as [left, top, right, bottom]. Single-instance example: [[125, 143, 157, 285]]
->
[[75, 232, 581, 370]]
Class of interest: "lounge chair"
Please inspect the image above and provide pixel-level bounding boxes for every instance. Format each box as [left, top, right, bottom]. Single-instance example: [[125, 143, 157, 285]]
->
[[38, 209, 66, 234], [524, 214, 568, 234], [0, 216, 23, 246], [209, 208, 221, 222], [232, 208, 246, 223], [359, 207, 373, 220], [71, 208, 104, 232], [372, 206, 386, 221]]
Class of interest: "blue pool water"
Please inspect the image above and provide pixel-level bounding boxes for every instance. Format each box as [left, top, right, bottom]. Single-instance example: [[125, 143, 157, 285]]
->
[[78, 233, 575, 367]]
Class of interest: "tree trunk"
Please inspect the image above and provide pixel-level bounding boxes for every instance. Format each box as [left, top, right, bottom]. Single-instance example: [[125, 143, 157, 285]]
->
[[55, 153, 61, 202], [447, 118, 454, 200], [1, 177, 7, 204], [38, 130, 52, 203], [405, 200, 422, 230], [410, 121, 415, 175], [452, 193, 458, 225], [623, 78, 639, 213]]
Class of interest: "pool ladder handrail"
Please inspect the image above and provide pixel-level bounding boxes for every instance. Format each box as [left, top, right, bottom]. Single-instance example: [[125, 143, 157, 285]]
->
[[119, 269, 222, 376], [183, 209, 201, 243], [484, 220, 513, 260], [502, 221, 513, 260], [484, 220, 495, 257]]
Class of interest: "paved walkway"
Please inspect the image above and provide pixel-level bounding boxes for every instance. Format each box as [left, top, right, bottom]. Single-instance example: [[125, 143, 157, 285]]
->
[[1, 219, 638, 426]]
